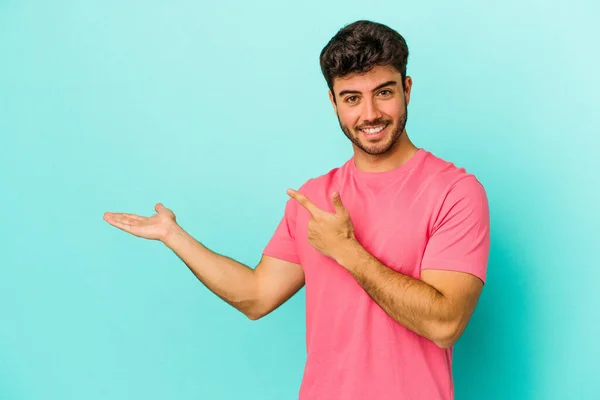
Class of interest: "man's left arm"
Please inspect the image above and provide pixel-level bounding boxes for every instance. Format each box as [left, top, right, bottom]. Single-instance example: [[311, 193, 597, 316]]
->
[[287, 176, 490, 349], [337, 176, 490, 348], [335, 243, 483, 348]]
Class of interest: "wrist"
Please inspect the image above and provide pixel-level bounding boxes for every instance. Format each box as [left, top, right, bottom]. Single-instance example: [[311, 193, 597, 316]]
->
[[161, 222, 185, 248], [334, 238, 363, 270]]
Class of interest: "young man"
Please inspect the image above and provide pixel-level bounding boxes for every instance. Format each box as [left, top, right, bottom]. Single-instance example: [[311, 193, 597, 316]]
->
[[104, 20, 490, 400]]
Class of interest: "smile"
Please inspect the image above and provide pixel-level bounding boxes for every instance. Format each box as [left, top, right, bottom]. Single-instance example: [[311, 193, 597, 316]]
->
[[361, 125, 386, 134], [359, 124, 389, 138]]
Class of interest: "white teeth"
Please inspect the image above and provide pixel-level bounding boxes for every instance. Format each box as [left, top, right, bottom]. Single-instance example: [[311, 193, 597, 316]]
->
[[361, 125, 385, 134]]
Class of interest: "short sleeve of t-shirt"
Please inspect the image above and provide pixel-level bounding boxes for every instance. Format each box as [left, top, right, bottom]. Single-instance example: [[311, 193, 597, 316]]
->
[[262, 196, 301, 265], [420, 176, 491, 284]]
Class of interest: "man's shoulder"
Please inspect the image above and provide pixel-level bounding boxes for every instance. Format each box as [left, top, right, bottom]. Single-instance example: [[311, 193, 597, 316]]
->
[[296, 159, 351, 193], [418, 149, 487, 203]]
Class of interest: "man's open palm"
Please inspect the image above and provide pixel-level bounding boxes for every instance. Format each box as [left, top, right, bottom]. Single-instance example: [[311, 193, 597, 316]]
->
[[103, 203, 177, 241]]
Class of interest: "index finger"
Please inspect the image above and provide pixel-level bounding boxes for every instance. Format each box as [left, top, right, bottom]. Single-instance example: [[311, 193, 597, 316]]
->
[[286, 189, 322, 217]]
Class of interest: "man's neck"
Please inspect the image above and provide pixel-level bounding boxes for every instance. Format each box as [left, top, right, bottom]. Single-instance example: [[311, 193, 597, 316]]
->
[[353, 133, 419, 173]]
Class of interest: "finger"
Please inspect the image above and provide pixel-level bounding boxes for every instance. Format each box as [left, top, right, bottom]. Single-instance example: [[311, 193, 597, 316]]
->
[[104, 212, 144, 222], [155, 203, 165, 213], [105, 213, 138, 226], [330, 191, 346, 214], [107, 213, 150, 236], [105, 216, 137, 234], [286, 189, 322, 217], [120, 213, 144, 221]]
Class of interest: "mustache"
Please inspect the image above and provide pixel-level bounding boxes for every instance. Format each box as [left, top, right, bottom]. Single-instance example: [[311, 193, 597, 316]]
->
[[356, 119, 392, 130]]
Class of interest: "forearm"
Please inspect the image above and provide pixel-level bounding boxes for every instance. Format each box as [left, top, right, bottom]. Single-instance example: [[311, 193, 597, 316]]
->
[[336, 240, 456, 347], [162, 224, 259, 318]]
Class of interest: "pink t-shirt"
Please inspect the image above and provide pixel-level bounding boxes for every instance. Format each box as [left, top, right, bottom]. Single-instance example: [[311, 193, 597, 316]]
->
[[263, 148, 490, 400]]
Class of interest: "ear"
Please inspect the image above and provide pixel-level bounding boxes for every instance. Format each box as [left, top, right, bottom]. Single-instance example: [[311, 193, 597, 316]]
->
[[404, 76, 413, 106], [328, 90, 338, 114]]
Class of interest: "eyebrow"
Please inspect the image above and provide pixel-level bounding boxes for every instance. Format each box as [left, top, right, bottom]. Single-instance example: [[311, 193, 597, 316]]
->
[[338, 80, 398, 97]]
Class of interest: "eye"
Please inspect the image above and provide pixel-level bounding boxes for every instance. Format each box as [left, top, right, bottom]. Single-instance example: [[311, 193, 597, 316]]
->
[[378, 89, 393, 96], [345, 96, 359, 104]]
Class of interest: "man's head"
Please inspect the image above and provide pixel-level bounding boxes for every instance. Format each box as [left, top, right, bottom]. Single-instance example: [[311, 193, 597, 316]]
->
[[320, 20, 412, 156]]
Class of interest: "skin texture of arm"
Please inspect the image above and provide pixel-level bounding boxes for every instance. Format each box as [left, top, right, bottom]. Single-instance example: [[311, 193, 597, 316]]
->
[[336, 240, 483, 348], [163, 226, 306, 320], [103, 204, 305, 320]]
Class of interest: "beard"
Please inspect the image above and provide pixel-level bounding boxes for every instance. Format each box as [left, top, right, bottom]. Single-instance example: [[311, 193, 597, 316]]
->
[[338, 102, 408, 156]]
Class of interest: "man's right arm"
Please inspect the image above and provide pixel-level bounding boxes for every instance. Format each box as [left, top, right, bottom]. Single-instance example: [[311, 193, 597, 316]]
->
[[163, 225, 305, 320]]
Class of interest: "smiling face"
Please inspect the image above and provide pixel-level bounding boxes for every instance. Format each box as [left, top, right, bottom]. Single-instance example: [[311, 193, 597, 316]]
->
[[329, 65, 412, 156]]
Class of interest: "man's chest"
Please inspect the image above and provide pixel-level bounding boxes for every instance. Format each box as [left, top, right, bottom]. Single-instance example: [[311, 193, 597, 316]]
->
[[294, 186, 435, 280]]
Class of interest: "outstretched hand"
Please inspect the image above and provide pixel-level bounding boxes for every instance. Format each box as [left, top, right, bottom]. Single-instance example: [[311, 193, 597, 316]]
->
[[286, 189, 356, 260], [103, 203, 178, 241]]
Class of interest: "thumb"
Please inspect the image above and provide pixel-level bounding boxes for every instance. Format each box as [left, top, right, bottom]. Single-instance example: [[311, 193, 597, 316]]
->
[[331, 191, 345, 213], [155, 203, 165, 213]]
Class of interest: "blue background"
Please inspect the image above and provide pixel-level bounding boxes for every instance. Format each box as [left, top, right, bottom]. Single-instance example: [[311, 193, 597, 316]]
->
[[1, 0, 598, 399]]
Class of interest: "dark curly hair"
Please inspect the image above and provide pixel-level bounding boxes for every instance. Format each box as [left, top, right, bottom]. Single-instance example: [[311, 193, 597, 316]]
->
[[319, 20, 409, 98]]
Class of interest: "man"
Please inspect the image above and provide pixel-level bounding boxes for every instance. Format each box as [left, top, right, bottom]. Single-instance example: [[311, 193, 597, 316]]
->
[[104, 20, 490, 400]]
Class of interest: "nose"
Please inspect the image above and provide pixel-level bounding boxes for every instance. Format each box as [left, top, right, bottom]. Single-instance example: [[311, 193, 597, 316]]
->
[[362, 97, 383, 124]]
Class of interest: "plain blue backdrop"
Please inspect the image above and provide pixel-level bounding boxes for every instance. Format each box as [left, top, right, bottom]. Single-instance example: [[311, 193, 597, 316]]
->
[[1, 0, 598, 399]]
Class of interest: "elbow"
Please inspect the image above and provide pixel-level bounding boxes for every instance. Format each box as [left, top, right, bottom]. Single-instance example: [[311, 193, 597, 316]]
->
[[245, 310, 263, 321], [433, 336, 456, 349], [431, 321, 463, 349], [231, 298, 264, 321], [243, 303, 266, 321]]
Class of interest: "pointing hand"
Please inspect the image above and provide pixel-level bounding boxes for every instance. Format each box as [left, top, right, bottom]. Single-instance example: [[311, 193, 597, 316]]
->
[[286, 189, 356, 260]]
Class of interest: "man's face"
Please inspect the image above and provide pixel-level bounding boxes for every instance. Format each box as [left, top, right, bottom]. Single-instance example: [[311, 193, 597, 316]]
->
[[329, 65, 412, 156]]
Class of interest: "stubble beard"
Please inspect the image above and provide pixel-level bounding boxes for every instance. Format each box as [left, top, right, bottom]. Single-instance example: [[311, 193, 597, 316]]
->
[[338, 103, 408, 156]]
